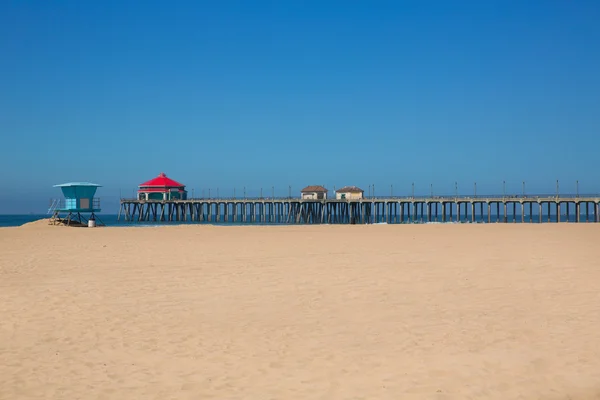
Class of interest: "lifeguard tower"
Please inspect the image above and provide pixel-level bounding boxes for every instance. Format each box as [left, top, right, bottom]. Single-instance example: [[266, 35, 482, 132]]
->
[[48, 182, 104, 226]]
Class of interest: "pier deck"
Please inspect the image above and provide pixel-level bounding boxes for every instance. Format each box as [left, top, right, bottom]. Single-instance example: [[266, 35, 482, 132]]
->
[[119, 194, 600, 224]]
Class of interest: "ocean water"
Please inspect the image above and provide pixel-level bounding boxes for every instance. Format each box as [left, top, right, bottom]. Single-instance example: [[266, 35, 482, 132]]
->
[[0, 213, 595, 227], [0, 214, 292, 228]]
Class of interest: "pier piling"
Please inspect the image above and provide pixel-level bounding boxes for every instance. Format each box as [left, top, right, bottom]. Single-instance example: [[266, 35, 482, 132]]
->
[[119, 194, 600, 225]]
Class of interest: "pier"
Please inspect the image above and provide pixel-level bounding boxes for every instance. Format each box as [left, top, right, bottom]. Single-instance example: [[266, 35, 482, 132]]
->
[[118, 194, 600, 224]]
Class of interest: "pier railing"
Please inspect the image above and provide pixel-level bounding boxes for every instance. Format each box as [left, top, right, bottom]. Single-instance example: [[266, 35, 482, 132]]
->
[[121, 194, 600, 202]]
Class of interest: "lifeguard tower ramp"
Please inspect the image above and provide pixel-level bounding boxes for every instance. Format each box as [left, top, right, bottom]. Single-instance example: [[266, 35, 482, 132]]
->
[[48, 182, 104, 226]]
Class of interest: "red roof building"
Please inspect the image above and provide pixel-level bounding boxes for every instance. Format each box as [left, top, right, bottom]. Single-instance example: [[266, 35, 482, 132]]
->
[[300, 185, 328, 200], [138, 172, 187, 201]]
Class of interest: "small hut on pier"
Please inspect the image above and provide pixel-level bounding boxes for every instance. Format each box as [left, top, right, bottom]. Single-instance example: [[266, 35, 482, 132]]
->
[[138, 172, 187, 201], [336, 186, 364, 200], [301, 185, 328, 200]]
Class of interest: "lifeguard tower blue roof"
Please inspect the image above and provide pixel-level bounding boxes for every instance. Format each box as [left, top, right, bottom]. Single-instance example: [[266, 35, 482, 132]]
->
[[53, 182, 102, 187], [53, 182, 102, 212]]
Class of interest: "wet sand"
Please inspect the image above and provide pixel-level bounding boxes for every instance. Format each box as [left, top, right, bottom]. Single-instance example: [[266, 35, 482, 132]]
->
[[1, 222, 599, 399]]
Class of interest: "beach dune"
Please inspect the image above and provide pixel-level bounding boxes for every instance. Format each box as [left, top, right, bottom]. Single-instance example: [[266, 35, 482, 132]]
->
[[1, 223, 599, 399]]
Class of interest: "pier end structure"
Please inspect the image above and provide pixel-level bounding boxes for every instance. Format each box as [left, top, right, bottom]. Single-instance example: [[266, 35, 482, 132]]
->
[[137, 172, 187, 201]]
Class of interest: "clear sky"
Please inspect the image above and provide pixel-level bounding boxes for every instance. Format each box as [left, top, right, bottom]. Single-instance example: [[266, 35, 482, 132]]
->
[[1, 0, 599, 213]]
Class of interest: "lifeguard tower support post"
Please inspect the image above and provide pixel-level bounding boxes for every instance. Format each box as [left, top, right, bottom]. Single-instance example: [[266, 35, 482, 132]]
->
[[48, 182, 104, 226]]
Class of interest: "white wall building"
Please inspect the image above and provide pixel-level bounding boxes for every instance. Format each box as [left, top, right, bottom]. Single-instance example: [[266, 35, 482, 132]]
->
[[335, 186, 364, 200], [301, 185, 328, 200]]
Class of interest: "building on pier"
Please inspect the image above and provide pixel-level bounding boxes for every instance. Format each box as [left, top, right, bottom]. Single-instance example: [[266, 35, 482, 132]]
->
[[137, 172, 187, 201], [336, 186, 364, 200], [301, 185, 328, 200]]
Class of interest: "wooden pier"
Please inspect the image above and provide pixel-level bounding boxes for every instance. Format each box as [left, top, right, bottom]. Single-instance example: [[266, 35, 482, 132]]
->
[[119, 194, 600, 224]]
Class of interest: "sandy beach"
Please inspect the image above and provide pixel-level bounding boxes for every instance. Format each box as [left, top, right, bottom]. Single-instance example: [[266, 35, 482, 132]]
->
[[1, 222, 599, 399]]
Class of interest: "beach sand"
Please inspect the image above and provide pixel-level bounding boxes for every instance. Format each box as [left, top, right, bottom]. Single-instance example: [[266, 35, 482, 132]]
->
[[1, 222, 599, 399]]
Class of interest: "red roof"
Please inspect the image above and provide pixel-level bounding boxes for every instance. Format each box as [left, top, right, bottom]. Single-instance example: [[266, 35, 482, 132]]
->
[[139, 172, 185, 188], [137, 187, 186, 193], [301, 185, 328, 193], [336, 186, 364, 193]]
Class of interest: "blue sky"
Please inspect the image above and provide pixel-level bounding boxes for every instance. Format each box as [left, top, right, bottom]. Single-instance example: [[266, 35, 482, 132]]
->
[[1, 0, 599, 213]]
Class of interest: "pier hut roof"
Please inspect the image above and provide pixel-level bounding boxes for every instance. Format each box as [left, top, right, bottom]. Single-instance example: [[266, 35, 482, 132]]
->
[[139, 172, 185, 188], [335, 186, 364, 193], [301, 185, 328, 193]]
